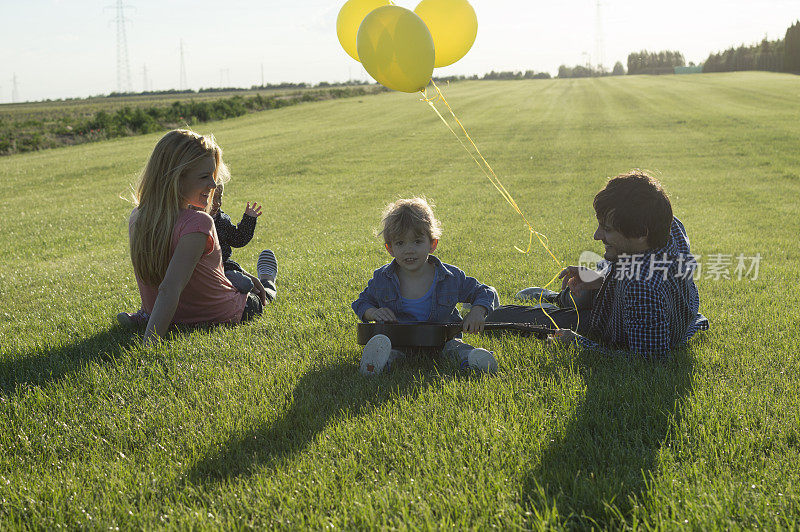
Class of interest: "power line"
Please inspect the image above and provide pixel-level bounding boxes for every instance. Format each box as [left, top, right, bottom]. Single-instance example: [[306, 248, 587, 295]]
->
[[179, 39, 188, 90], [595, 0, 605, 70], [108, 0, 134, 93], [219, 68, 230, 88], [11, 74, 19, 103], [142, 64, 149, 92]]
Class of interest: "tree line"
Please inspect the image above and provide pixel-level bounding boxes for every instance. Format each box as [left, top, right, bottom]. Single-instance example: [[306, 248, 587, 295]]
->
[[627, 51, 685, 75], [557, 20, 800, 78], [704, 20, 800, 73], [557, 62, 626, 78], [703, 39, 784, 73]]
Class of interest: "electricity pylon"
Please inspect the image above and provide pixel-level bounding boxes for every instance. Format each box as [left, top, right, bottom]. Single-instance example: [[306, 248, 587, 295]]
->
[[11, 74, 19, 103], [594, 0, 605, 71], [107, 0, 133, 93], [179, 39, 188, 90], [142, 64, 149, 92]]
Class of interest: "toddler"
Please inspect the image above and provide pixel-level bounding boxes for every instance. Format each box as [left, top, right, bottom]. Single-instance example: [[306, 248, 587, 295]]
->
[[209, 182, 265, 294], [352, 197, 500, 375]]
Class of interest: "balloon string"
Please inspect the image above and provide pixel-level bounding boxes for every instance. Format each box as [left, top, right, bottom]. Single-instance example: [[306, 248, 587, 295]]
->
[[423, 81, 560, 263], [420, 80, 581, 332]]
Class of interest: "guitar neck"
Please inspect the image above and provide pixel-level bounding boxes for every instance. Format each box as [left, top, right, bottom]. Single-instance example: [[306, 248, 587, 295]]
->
[[447, 322, 553, 335]]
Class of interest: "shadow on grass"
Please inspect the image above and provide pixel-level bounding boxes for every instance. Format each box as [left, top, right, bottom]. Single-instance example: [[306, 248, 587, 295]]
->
[[189, 356, 455, 484], [0, 324, 140, 396], [523, 347, 695, 527]]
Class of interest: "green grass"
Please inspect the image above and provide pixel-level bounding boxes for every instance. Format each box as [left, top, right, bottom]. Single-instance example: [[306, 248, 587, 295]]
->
[[1, 71, 800, 529]]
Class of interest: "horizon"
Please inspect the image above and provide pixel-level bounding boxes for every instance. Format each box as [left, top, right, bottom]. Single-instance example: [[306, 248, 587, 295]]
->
[[1, 0, 798, 104]]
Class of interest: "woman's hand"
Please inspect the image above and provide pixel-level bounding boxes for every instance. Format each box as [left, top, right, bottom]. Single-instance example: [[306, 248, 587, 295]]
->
[[243, 271, 267, 305], [244, 202, 262, 218], [463, 305, 488, 333]]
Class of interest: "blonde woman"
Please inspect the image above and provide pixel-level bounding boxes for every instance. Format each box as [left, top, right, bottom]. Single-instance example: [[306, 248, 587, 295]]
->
[[125, 129, 277, 345]]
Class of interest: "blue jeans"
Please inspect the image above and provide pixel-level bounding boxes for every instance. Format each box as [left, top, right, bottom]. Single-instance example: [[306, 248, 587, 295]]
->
[[226, 270, 254, 293], [240, 279, 277, 322]]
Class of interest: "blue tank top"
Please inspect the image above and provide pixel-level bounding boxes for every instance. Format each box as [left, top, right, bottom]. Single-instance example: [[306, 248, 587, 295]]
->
[[399, 273, 436, 322]]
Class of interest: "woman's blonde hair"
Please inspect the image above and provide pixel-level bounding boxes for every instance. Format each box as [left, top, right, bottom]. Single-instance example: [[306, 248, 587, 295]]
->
[[130, 129, 230, 285], [379, 197, 442, 245]]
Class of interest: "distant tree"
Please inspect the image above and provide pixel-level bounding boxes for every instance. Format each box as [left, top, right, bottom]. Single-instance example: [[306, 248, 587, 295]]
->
[[521, 70, 551, 79], [702, 36, 784, 73], [627, 50, 685, 74], [612, 61, 625, 75], [482, 70, 527, 80], [557, 64, 606, 78], [786, 20, 800, 72]]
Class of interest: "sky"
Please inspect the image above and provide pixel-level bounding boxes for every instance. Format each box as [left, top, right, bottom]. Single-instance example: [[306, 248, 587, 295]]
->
[[1, 0, 798, 103]]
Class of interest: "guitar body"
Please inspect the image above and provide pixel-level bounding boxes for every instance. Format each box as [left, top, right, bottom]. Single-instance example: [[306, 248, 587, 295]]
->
[[356, 322, 552, 348]]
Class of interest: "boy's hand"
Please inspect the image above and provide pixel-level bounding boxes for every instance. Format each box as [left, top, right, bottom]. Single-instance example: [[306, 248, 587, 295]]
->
[[559, 266, 604, 295], [463, 305, 487, 333], [245, 202, 262, 218], [364, 307, 398, 323]]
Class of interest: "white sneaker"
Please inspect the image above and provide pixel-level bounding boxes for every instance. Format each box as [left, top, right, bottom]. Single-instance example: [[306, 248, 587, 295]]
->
[[360, 334, 392, 376], [468, 348, 498, 374]]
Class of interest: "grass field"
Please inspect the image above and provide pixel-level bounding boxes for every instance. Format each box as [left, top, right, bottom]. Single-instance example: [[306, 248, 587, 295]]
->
[[1, 72, 799, 529]]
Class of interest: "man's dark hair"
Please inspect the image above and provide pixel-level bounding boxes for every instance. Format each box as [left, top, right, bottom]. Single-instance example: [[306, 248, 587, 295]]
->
[[593, 171, 673, 249]]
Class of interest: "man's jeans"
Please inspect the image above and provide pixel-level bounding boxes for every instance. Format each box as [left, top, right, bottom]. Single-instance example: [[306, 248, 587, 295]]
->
[[487, 288, 594, 334]]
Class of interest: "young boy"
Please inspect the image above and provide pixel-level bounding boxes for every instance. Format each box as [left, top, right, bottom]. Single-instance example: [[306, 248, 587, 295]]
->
[[352, 197, 500, 375], [492, 171, 708, 356]]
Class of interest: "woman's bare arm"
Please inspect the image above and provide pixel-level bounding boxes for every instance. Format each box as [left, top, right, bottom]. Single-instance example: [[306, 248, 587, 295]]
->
[[143, 232, 207, 346]]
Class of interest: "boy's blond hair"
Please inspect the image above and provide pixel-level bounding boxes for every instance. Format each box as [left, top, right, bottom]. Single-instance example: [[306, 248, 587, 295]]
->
[[379, 197, 442, 245]]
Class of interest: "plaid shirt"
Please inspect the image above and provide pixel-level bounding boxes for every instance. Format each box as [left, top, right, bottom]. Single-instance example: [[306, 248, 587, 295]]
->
[[577, 217, 709, 356]]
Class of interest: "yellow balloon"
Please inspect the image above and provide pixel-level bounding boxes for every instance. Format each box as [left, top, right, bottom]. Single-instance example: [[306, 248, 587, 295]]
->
[[337, 0, 391, 62], [414, 0, 477, 67], [357, 6, 434, 93]]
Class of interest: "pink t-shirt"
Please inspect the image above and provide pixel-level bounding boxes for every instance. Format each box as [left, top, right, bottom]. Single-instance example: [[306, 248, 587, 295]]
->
[[129, 208, 248, 325]]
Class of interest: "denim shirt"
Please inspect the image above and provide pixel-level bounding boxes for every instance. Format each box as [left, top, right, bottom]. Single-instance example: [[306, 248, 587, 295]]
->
[[352, 255, 499, 323]]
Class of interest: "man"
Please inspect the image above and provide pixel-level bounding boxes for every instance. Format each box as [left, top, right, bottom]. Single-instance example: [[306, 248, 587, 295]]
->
[[488, 171, 708, 356]]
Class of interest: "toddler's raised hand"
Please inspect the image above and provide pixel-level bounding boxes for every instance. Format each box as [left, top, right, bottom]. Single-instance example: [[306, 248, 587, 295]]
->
[[245, 202, 263, 218]]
